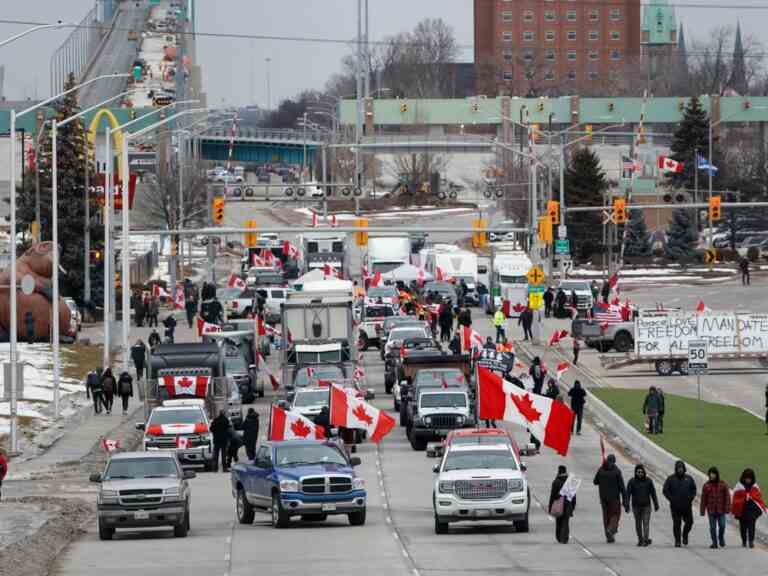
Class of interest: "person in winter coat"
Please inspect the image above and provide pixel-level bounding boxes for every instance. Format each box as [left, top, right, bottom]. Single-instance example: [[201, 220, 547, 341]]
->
[[549, 465, 575, 544], [457, 306, 472, 328], [185, 294, 197, 329], [100, 368, 117, 415], [601, 280, 611, 304], [438, 301, 453, 343], [593, 454, 627, 543], [226, 427, 242, 468], [700, 466, 731, 549], [568, 380, 587, 434], [0, 447, 7, 501], [117, 371, 134, 416], [529, 357, 546, 395], [555, 289, 568, 318], [663, 460, 697, 547], [572, 337, 581, 366], [626, 464, 659, 547], [134, 292, 145, 327], [732, 468, 766, 548], [148, 328, 162, 349], [86, 370, 103, 414], [493, 308, 506, 343], [210, 411, 232, 472], [162, 315, 177, 343], [657, 388, 666, 433], [130, 339, 147, 382], [642, 387, 661, 434], [483, 336, 496, 350], [242, 408, 260, 460], [449, 333, 461, 355], [148, 296, 160, 327], [518, 307, 533, 341], [543, 287, 554, 318], [545, 379, 561, 401], [739, 258, 750, 286]]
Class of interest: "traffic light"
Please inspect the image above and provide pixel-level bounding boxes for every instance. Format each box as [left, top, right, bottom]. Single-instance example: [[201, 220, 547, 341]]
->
[[585, 125, 593, 141], [613, 198, 627, 224], [538, 215, 553, 244], [547, 200, 560, 225], [472, 218, 488, 248], [709, 196, 722, 221], [212, 197, 225, 224], [90, 249, 103, 265], [244, 219, 258, 247], [354, 218, 369, 247], [400, 102, 408, 114]]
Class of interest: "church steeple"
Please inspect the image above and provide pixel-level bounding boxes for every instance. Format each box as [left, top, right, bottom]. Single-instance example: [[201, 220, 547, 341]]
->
[[730, 22, 748, 95]]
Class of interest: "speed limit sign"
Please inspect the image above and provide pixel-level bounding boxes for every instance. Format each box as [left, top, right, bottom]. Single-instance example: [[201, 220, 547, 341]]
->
[[687, 340, 708, 373]]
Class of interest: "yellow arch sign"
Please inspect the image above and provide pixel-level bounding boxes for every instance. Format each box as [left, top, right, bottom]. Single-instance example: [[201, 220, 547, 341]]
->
[[87, 108, 124, 175]]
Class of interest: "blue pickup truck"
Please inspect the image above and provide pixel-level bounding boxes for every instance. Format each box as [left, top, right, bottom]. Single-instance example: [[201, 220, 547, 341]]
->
[[230, 439, 367, 528]]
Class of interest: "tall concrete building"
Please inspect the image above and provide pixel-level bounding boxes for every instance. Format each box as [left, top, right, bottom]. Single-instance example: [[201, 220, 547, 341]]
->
[[474, 0, 642, 96]]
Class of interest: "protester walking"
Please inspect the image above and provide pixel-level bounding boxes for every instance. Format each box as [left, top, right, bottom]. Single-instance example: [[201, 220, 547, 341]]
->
[[663, 460, 697, 547], [185, 294, 197, 329], [732, 468, 766, 548], [438, 301, 453, 343], [148, 296, 160, 327], [0, 448, 7, 501], [100, 368, 117, 415], [493, 308, 506, 343], [657, 388, 666, 434], [226, 427, 242, 469], [148, 328, 162, 349], [210, 410, 232, 472], [626, 464, 659, 547], [242, 408, 260, 460], [529, 357, 546, 395], [568, 380, 587, 435], [86, 369, 103, 414], [642, 386, 661, 434], [594, 454, 627, 543], [117, 371, 134, 416], [549, 465, 576, 544], [572, 337, 581, 366], [739, 258, 750, 286], [543, 287, 554, 318], [700, 466, 730, 549], [518, 306, 533, 340], [162, 314, 177, 343], [545, 378, 561, 401], [131, 339, 147, 382]]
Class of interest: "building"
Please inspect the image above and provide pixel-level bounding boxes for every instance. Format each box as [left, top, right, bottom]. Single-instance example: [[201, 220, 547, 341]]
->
[[640, 0, 678, 93], [474, 0, 642, 96]]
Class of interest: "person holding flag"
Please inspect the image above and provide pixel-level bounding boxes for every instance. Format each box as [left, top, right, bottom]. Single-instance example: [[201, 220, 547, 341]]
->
[[329, 384, 396, 444], [732, 468, 766, 548]]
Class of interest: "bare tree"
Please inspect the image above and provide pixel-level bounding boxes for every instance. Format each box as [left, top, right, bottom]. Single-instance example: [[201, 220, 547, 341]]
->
[[132, 165, 209, 232], [688, 25, 764, 96]]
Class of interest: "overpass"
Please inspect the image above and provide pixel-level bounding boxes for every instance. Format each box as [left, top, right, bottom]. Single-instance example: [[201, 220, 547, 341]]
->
[[198, 127, 323, 164]]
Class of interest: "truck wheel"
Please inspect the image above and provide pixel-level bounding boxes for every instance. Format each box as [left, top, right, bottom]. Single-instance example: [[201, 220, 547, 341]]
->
[[174, 505, 190, 537], [410, 434, 427, 451], [613, 331, 633, 353], [675, 360, 689, 376], [348, 508, 366, 526], [358, 332, 369, 351], [655, 359, 673, 377], [513, 513, 530, 533], [258, 386, 265, 398], [434, 513, 449, 534], [237, 488, 255, 524], [399, 403, 408, 426], [271, 493, 290, 528], [393, 397, 400, 412], [97, 517, 114, 540]]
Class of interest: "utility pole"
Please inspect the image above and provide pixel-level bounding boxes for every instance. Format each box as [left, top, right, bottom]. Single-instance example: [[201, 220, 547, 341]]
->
[[364, 0, 370, 98], [355, 0, 363, 214]]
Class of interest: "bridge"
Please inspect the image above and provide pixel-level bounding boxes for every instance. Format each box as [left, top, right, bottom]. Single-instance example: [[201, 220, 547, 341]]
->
[[198, 127, 323, 164]]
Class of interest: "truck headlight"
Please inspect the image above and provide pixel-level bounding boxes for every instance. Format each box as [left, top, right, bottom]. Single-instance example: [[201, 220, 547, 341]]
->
[[507, 479, 524, 492], [456, 416, 464, 425], [424, 416, 432, 425], [99, 490, 119, 504], [438, 480, 454, 494], [353, 478, 365, 490], [164, 487, 183, 501], [279, 480, 300, 492]]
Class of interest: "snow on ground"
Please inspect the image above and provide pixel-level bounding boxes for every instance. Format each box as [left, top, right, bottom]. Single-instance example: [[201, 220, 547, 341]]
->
[[572, 267, 736, 277], [294, 206, 476, 220]]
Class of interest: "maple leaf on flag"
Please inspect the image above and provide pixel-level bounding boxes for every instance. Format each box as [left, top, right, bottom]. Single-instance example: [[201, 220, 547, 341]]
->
[[352, 404, 373, 425], [290, 419, 312, 438], [511, 393, 542, 423]]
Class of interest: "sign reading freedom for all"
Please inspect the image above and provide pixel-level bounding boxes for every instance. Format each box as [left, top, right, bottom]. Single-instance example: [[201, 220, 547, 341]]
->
[[635, 312, 768, 356]]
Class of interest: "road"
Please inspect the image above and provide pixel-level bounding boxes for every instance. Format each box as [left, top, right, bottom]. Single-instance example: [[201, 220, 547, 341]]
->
[[52, 214, 767, 575], [78, 2, 148, 108]]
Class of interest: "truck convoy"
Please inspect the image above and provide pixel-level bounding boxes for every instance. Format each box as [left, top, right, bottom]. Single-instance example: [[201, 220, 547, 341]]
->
[[366, 235, 411, 276], [299, 231, 349, 277], [420, 245, 482, 305], [487, 246, 532, 315]]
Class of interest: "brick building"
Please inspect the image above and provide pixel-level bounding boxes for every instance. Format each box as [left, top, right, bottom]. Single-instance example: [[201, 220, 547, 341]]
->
[[475, 0, 642, 96]]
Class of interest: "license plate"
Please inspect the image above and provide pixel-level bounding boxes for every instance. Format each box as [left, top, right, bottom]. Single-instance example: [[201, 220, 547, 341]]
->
[[321, 503, 337, 512], [134, 510, 149, 520]]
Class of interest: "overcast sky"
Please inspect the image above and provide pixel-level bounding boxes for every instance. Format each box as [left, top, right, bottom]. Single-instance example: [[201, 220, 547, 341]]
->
[[3, 1, 768, 106]]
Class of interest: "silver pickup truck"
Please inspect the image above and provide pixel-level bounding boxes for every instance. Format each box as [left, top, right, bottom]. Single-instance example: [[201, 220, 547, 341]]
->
[[90, 451, 195, 540]]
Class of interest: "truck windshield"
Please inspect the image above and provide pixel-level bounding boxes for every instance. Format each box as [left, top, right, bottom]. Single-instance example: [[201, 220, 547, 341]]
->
[[149, 409, 204, 426], [443, 450, 518, 472], [104, 458, 179, 480], [364, 306, 395, 318], [294, 365, 343, 387], [275, 444, 347, 466], [420, 393, 467, 408], [371, 262, 404, 275], [293, 390, 330, 407]]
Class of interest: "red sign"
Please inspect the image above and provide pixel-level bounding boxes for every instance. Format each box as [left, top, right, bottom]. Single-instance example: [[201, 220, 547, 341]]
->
[[93, 173, 137, 210]]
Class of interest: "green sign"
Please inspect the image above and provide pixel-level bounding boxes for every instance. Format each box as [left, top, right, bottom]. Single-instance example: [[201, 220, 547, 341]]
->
[[555, 239, 570, 255]]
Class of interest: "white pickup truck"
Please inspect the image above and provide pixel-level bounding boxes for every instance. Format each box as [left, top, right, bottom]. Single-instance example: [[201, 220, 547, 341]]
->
[[357, 303, 399, 351]]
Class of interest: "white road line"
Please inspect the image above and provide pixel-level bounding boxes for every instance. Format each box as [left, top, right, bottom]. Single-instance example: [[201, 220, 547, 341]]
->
[[393, 531, 400, 540], [581, 546, 593, 557], [386, 515, 392, 524], [605, 567, 619, 576]]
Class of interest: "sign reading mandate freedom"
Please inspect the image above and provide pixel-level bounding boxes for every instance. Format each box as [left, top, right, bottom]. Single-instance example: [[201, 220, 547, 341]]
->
[[635, 312, 768, 356]]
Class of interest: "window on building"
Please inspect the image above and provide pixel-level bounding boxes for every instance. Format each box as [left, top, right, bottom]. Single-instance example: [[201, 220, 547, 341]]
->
[[502, 11, 513, 23], [610, 8, 622, 21], [503, 32, 513, 42], [503, 49, 514, 63], [567, 50, 577, 61], [523, 10, 534, 22], [545, 49, 556, 62], [523, 30, 535, 42], [545, 30, 556, 42], [503, 71, 514, 81], [566, 10, 577, 21], [523, 51, 534, 63], [588, 71, 599, 81], [611, 31, 621, 41], [568, 70, 577, 81], [589, 9, 599, 22], [567, 31, 577, 41], [589, 30, 599, 41], [544, 69, 555, 81], [610, 49, 622, 60], [588, 50, 599, 61], [544, 10, 556, 22]]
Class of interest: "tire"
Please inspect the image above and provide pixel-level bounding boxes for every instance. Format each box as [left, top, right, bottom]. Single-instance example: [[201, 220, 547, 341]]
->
[[410, 433, 427, 451], [613, 331, 633, 353], [271, 492, 290, 528], [393, 398, 400, 412], [434, 513, 449, 534], [399, 402, 408, 426], [97, 517, 114, 541], [348, 508, 366, 526], [258, 386, 265, 398], [174, 505, 190, 537], [301, 514, 327, 522], [297, 187, 306, 197], [236, 488, 255, 524], [513, 513, 530, 533], [358, 332, 369, 352], [655, 359, 673, 377], [675, 360, 689, 376]]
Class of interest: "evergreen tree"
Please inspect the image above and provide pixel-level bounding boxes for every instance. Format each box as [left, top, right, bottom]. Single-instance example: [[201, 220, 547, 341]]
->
[[16, 73, 103, 302], [667, 96, 713, 191], [563, 147, 606, 260], [623, 209, 651, 257], [665, 208, 698, 259]]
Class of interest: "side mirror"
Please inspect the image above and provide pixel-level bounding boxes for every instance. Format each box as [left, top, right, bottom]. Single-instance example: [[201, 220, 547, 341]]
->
[[349, 457, 361, 467], [135, 422, 145, 430], [89, 473, 102, 483], [520, 462, 527, 472], [183, 470, 197, 480], [432, 464, 440, 474]]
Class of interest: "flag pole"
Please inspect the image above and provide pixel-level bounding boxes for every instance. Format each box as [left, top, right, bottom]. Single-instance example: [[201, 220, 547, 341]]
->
[[475, 361, 480, 429], [267, 404, 274, 442]]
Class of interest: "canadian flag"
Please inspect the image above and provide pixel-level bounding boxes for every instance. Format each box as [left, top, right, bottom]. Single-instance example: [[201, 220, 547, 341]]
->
[[461, 325, 484, 352], [657, 155, 684, 174], [361, 264, 369, 279], [556, 362, 569, 380], [478, 367, 575, 456], [162, 375, 210, 398], [512, 302, 526, 314], [311, 212, 319, 228], [323, 263, 341, 279], [227, 273, 247, 290], [100, 438, 121, 453], [174, 287, 185, 310], [251, 253, 265, 266], [257, 352, 280, 390], [436, 266, 448, 282], [269, 405, 325, 440], [416, 267, 426, 287], [152, 284, 170, 299], [369, 271, 382, 288], [283, 241, 300, 260], [176, 435, 190, 450], [329, 384, 395, 443], [608, 272, 619, 289], [329, 214, 338, 227], [548, 330, 569, 346], [196, 317, 221, 337], [696, 299, 711, 313], [353, 364, 365, 383]]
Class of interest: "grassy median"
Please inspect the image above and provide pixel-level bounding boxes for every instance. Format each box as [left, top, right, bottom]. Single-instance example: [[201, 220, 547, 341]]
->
[[592, 388, 766, 486]]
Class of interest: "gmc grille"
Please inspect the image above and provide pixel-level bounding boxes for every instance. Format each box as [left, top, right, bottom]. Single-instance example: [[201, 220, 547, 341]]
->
[[454, 479, 508, 500], [301, 476, 353, 494]]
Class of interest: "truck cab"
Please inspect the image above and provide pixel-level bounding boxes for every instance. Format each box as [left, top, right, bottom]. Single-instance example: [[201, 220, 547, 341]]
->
[[488, 249, 532, 315], [407, 388, 473, 451], [138, 399, 213, 470]]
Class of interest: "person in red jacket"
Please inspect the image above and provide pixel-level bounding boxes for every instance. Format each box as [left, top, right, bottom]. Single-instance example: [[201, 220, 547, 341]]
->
[[732, 468, 767, 548], [0, 447, 8, 501], [699, 466, 730, 549]]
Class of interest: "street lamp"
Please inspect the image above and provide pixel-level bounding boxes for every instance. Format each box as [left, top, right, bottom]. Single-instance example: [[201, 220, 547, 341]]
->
[[6, 72, 128, 451], [0, 21, 75, 48]]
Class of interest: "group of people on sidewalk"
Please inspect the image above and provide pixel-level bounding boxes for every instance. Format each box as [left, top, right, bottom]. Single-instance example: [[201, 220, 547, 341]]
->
[[556, 455, 767, 549], [85, 367, 134, 416]]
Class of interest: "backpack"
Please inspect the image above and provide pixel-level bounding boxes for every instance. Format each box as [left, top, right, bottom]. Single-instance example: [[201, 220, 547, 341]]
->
[[119, 374, 132, 396], [102, 377, 115, 394]]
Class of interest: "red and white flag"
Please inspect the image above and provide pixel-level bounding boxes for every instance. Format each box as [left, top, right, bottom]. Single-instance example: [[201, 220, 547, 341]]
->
[[556, 362, 569, 380], [323, 262, 341, 279], [478, 367, 575, 456], [461, 325, 484, 352], [100, 438, 121, 453], [369, 271, 382, 288], [176, 435, 190, 450], [174, 287, 185, 310], [548, 329, 569, 346], [227, 273, 247, 291], [251, 253, 265, 267], [696, 299, 711, 313], [152, 284, 170, 299], [269, 405, 325, 440], [196, 317, 221, 337], [436, 266, 450, 282], [353, 364, 366, 384], [329, 214, 338, 227], [416, 267, 426, 287], [162, 375, 210, 398], [608, 272, 619, 289], [283, 241, 300, 260], [311, 212, 318, 228], [329, 384, 395, 443], [258, 352, 280, 390], [657, 155, 684, 174]]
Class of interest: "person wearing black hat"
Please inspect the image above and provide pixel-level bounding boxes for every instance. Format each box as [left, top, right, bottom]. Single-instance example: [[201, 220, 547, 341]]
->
[[549, 465, 575, 543], [627, 463, 659, 546], [594, 454, 627, 543]]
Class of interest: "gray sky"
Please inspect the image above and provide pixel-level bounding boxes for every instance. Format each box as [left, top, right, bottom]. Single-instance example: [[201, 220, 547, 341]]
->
[[3, 1, 768, 105]]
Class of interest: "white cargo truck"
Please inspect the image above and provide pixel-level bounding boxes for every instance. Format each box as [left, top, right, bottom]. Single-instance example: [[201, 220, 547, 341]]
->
[[367, 236, 411, 276]]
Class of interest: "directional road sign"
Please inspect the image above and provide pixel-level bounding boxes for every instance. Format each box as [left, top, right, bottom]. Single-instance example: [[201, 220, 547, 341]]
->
[[704, 249, 717, 264], [526, 265, 545, 286]]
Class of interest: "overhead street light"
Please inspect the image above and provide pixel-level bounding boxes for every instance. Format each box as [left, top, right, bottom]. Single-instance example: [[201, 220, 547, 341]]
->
[[0, 21, 75, 48]]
